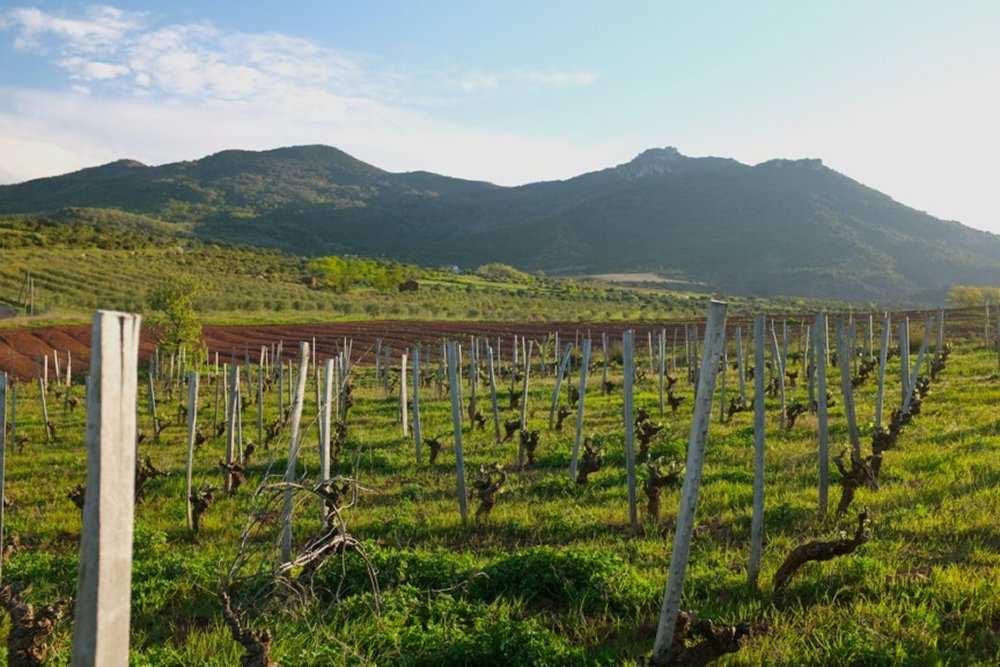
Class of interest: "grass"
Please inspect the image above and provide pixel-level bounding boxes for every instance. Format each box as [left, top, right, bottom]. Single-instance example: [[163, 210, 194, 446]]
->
[[1, 334, 998, 665]]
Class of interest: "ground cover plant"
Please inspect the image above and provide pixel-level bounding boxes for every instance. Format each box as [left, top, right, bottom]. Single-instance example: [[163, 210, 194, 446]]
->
[[0, 314, 997, 665]]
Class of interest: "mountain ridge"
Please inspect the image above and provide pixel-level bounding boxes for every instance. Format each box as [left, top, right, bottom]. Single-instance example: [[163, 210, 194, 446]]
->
[[1, 144, 995, 304]]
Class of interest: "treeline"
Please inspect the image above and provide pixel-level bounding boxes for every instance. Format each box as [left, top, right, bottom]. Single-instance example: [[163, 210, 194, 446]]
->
[[947, 284, 1000, 307], [306, 256, 421, 292]]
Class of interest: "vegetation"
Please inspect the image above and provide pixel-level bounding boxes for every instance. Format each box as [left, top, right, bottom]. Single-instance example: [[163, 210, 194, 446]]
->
[[0, 213, 841, 327], [947, 284, 1000, 307], [148, 278, 203, 357], [305, 256, 419, 292], [475, 263, 535, 284], [1, 326, 997, 664], [2, 145, 999, 303]]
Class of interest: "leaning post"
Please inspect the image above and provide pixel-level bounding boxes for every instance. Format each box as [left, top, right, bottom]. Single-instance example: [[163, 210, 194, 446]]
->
[[651, 300, 728, 663]]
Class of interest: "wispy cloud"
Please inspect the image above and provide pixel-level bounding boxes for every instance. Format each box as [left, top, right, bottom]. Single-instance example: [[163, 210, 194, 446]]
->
[[2, 5, 142, 53], [0, 5, 616, 186], [520, 69, 599, 87]]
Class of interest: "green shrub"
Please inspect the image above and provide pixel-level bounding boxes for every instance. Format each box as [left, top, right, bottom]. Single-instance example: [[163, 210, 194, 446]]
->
[[470, 547, 658, 616]]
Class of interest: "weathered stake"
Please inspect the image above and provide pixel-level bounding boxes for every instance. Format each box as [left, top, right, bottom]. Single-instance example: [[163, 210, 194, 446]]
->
[[71, 310, 141, 667], [748, 315, 766, 589], [280, 342, 309, 564], [622, 331, 638, 531], [446, 342, 469, 523], [569, 339, 592, 480], [184, 372, 199, 531], [815, 312, 829, 516], [651, 300, 728, 662]]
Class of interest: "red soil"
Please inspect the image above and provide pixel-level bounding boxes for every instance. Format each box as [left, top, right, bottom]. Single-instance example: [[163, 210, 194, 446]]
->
[[0, 308, 979, 382]]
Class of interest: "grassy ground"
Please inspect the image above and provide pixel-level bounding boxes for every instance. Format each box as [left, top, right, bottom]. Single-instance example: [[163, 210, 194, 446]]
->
[[1, 332, 997, 665]]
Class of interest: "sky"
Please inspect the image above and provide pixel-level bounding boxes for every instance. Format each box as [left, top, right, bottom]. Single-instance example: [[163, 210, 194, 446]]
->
[[1, 1, 998, 231]]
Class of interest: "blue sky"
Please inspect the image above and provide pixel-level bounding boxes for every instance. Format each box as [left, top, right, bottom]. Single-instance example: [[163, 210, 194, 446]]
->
[[1, 1, 998, 231]]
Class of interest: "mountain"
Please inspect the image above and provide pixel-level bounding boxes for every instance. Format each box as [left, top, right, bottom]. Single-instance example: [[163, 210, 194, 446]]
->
[[2, 144, 997, 303]]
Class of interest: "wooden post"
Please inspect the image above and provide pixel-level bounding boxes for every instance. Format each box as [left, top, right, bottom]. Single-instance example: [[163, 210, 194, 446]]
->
[[224, 366, 241, 491], [412, 346, 423, 461], [748, 315, 766, 589], [601, 331, 609, 391], [569, 339, 592, 480], [518, 341, 533, 467], [280, 342, 309, 564], [936, 310, 945, 359], [805, 324, 815, 409], [184, 372, 199, 531], [38, 376, 52, 442], [622, 331, 638, 531], [146, 373, 159, 442], [903, 317, 932, 413], [548, 344, 573, 429], [0, 373, 6, 585], [815, 312, 829, 516], [401, 352, 409, 437], [651, 300, 728, 662], [899, 316, 910, 408], [70, 310, 141, 667], [446, 342, 469, 523], [647, 330, 655, 378], [658, 330, 666, 416], [836, 319, 861, 459], [486, 345, 500, 443], [321, 359, 333, 483], [874, 313, 891, 429], [736, 326, 746, 403], [771, 323, 786, 429], [256, 362, 264, 448]]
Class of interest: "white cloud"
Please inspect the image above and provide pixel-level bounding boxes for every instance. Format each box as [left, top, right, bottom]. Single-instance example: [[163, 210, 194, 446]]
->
[[457, 73, 499, 92], [521, 69, 599, 87], [58, 56, 130, 80], [0, 86, 632, 187], [0, 4, 616, 189], [2, 5, 142, 53]]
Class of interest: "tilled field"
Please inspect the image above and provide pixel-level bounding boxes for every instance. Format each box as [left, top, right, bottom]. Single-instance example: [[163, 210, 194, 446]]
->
[[0, 307, 981, 380]]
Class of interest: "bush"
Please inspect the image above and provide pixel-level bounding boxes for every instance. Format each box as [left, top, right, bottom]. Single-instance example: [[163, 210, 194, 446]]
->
[[470, 547, 658, 616]]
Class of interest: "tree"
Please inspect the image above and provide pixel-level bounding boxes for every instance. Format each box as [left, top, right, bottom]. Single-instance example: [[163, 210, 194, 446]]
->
[[148, 278, 203, 358]]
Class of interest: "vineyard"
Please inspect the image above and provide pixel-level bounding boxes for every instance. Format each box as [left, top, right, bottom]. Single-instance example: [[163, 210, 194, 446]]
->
[[0, 211, 839, 329], [0, 304, 996, 665]]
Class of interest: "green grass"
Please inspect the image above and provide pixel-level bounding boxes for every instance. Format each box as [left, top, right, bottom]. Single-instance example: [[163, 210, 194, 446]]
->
[[1, 338, 998, 665]]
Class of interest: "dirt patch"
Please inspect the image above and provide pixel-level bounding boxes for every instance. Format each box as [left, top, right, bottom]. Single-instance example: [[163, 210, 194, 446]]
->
[[0, 306, 980, 381]]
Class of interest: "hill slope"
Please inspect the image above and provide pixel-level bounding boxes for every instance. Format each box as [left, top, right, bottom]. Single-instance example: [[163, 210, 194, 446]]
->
[[2, 144, 997, 302]]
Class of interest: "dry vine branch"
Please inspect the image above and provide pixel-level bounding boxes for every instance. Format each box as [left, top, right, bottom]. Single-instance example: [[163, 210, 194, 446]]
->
[[519, 429, 540, 466], [785, 400, 808, 429], [576, 436, 603, 485], [502, 419, 520, 443], [834, 450, 877, 517], [220, 591, 276, 667], [650, 610, 754, 667], [0, 584, 67, 667], [635, 408, 664, 461], [555, 405, 572, 431], [667, 392, 685, 415], [190, 485, 216, 534], [644, 457, 684, 522], [135, 455, 167, 502], [220, 461, 247, 495], [473, 463, 507, 523], [772, 511, 870, 592]]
